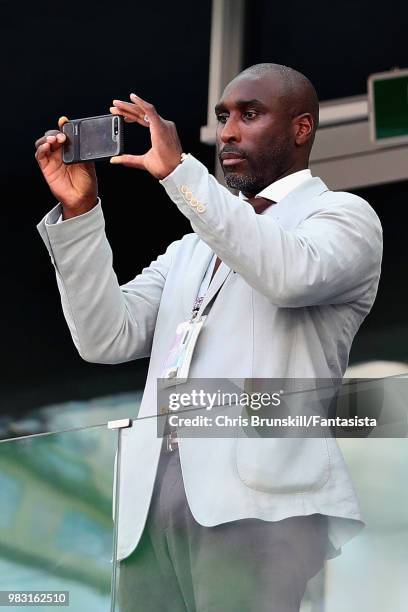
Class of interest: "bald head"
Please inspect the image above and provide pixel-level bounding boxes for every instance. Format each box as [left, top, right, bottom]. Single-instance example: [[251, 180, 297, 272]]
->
[[236, 63, 320, 144], [215, 63, 319, 195]]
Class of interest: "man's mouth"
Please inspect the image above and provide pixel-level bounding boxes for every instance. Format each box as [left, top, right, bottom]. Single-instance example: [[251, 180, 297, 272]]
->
[[220, 151, 246, 167]]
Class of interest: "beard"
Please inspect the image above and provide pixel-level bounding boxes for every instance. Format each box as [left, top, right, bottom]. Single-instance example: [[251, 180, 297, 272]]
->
[[219, 137, 293, 196], [224, 169, 265, 194]]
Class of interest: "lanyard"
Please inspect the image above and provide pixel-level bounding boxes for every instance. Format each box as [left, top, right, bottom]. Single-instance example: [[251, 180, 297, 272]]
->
[[191, 253, 230, 321]]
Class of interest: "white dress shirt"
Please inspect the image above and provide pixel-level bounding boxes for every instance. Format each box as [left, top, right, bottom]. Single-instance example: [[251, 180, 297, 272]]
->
[[239, 169, 312, 204]]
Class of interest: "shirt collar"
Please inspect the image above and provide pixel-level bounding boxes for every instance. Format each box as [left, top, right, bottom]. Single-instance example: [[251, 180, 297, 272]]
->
[[239, 169, 312, 203]]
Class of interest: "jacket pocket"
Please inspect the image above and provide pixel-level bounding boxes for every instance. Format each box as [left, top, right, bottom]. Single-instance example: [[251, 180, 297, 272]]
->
[[235, 436, 331, 494]]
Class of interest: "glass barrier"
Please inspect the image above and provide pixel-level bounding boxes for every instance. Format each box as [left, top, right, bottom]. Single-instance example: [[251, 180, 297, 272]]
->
[[322, 437, 408, 612], [112, 376, 408, 612], [1, 375, 407, 611], [0, 424, 119, 611]]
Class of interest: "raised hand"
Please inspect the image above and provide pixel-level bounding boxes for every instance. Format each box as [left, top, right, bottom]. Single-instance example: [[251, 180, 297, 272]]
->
[[109, 94, 183, 179], [35, 116, 98, 219]]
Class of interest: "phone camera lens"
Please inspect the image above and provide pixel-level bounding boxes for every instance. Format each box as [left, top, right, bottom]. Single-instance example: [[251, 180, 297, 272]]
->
[[114, 118, 118, 135]]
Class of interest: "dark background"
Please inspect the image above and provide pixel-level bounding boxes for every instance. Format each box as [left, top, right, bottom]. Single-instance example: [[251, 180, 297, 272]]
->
[[1, 0, 407, 417]]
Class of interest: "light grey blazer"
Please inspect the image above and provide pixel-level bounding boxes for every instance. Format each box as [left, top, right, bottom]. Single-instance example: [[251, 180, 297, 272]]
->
[[37, 154, 383, 561]]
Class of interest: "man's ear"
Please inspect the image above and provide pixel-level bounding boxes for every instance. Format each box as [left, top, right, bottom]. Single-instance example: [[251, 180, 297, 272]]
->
[[293, 113, 314, 146]]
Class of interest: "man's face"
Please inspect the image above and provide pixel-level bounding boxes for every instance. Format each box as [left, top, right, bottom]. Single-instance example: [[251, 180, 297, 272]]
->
[[215, 74, 296, 196]]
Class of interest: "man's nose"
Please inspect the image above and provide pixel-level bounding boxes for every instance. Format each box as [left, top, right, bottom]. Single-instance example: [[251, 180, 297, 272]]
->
[[219, 116, 241, 143]]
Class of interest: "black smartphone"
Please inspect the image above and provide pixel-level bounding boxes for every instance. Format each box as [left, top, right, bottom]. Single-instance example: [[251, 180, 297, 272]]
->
[[62, 114, 124, 164]]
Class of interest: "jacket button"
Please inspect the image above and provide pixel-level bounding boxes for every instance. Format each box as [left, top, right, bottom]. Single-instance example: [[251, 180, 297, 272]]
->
[[180, 185, 188, 194], [197, 204, 207, 213], [190, 197, 198, 207], [185, 191, 193, 201]]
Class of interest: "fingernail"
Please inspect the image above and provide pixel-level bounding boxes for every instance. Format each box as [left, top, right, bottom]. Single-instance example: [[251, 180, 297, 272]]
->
[[110, 157, 119, 164], [130, 93, 136, 98]]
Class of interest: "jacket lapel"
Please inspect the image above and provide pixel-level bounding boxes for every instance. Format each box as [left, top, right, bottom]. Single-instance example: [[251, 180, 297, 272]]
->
[[198, 263, 232, 316], [182, 239, 213, 319], [262, 177, 329, 229], [182, 240, 232, 320]]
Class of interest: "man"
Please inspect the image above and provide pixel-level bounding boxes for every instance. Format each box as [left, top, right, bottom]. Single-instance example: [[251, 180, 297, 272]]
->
[[35, 63, 383, 611]]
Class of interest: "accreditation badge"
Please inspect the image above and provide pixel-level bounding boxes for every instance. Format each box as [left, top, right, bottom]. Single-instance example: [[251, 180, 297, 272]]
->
[[160, 316, 207, 387]]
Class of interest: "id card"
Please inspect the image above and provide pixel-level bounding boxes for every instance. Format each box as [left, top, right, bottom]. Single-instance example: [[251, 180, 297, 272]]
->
[[161, 316, 207, 386]]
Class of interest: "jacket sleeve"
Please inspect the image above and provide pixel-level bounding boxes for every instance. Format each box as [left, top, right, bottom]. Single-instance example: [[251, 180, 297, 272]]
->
[[160, 155, 383, 308], [37, 200, 179, 363]]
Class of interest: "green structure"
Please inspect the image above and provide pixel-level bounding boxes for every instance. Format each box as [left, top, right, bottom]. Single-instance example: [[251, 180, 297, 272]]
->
[[368, 68, 408, 145]]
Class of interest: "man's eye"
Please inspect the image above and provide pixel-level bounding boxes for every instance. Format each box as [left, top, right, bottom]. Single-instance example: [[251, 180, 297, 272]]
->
[[243, 111, 257, 120], [216, 114, 228, 124]]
